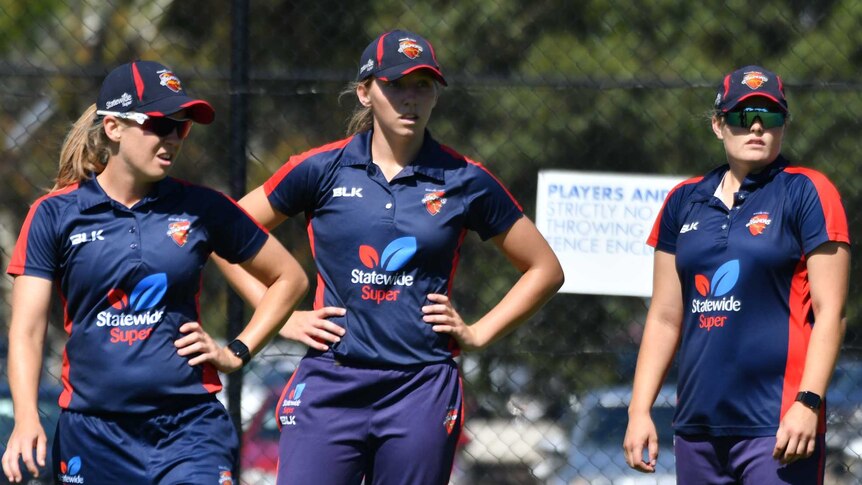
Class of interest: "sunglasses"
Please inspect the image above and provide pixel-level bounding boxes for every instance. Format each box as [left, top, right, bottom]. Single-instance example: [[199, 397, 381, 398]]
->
[[96, 110, 193, 139], [724, 107, 786, 129]]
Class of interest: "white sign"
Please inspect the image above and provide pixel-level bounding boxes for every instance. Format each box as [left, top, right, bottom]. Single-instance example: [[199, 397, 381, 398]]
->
[[536, 170, 686, 297]]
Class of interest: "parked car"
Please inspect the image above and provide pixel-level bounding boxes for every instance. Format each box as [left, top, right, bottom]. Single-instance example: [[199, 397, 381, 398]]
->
[[0, 382, 62, 485], [549, 384, 677, 485]]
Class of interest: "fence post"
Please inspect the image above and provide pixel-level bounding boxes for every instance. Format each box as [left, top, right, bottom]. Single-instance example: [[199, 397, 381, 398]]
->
[[227, 0, 249, 476]]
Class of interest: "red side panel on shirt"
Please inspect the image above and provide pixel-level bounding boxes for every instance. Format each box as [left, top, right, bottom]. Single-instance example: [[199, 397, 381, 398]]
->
[[783, 167, 850, 244], [647, 176, 703, 247], [780, 259, 825, 432], [263, 138, 353, 196], [7, 184, 78, 275]]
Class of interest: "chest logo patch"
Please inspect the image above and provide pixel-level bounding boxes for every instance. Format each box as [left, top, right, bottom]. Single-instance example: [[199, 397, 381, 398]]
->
[[746, 212, 771, 236], [422, 190, 447, 216], [167, 219, 191, 247]]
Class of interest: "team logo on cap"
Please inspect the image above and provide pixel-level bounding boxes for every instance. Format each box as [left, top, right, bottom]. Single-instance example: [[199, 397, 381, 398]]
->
[[167, 218, 191, 246], [422, 190, 447, 215], [398, 37, 423, 59], [741, 71, 768, 90], [158, 69, 182, 92], [746, 211, 772, 235]]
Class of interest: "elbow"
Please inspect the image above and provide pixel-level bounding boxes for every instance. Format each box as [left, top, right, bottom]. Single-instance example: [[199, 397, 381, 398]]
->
[[294, 272, 310, 300], [549, 259, 565, 293]]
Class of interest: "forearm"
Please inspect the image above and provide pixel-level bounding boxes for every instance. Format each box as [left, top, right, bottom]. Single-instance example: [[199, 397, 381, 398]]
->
[[470, 263, 562, 348], [629, 318, 681, 415], [8, 277, 51, 423], [212, 254, 269, 308], [235, 272, 308, 355], [798, 313, 845, 397]]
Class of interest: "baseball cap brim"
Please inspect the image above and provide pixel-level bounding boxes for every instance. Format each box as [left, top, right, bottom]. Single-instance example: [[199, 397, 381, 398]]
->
[[138, 97, 215, 124], [375, 64, 448, 86], [725, 92, 788, 113]]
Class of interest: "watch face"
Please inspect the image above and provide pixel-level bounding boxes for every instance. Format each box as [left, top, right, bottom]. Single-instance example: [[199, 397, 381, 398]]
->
[[797, 391, 821, 410]]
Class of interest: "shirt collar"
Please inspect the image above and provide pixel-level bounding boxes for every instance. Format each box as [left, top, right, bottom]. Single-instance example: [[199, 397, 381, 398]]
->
[[340, 130, 446, 183], [76, 174, 183, 211], [692, 155, 789, 202]]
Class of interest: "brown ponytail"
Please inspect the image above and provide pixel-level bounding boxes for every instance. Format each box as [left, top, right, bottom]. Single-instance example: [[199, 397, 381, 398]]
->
[[54, 104, 111, 190]]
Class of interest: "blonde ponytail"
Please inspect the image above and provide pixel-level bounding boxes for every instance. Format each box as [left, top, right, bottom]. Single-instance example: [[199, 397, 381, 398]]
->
[[340, 81, 373, 136], [54, 104, 111, 190]]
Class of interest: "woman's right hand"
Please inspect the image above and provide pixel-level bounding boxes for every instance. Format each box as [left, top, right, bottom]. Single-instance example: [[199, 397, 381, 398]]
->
[[279, 307, 347, 351], [2, 418, 47, 483], [622, 412, 659, 473]]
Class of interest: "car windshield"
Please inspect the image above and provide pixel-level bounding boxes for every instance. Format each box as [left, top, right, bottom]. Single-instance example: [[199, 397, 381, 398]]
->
[[582, 405, 675, 449]]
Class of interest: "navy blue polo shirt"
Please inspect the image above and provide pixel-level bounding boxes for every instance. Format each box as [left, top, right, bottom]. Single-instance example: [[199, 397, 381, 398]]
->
[[264, 130, 523, 365], [8, 176, 268, 413], [648, 156, 849, 436]]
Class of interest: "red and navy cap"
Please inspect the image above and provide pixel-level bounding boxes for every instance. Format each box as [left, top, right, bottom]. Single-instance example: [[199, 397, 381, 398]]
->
[[97, 60, 215, 124], [714, 65, 788, 113], [356, 30, 447, 86]]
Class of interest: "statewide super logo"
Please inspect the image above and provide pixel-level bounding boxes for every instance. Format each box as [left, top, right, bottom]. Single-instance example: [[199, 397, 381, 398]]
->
[[746, 211, 772, 236], [98, 273, 167, 345], [280, 382, 306, 426], [422, 190, 447, 216], [692, 260, 742, 332], [398, 37, 423, 59], [58, 456, 83, 484], [353, 237, 417, 304]]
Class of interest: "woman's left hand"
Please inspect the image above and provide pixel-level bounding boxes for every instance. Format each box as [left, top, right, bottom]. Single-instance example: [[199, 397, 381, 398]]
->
[[423, 293, 483, 351], [175, 322, 244, 373], [773, 402, 819, 464]]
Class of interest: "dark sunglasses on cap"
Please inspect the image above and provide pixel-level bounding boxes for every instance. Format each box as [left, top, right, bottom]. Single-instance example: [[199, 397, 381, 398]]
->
[[96, 110, 193, 139], [724, 107, 786, 130]]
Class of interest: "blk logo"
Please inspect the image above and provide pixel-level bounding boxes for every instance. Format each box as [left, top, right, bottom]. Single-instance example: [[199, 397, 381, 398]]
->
[[333, 186, 363, 198], [695, 260, 739, 297], [69, 230, 104, 246]]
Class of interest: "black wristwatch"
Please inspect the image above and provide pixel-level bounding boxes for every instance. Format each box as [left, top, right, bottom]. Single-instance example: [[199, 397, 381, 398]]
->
[[795, 391, 822, 411], [227, 338, 251, 367]]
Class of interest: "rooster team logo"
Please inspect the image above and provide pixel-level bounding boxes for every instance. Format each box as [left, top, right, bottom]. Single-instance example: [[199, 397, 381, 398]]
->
[[398, 38, 423, 59], [167, 219, 191, 246], [746, 212, 771, 236], [741, 71, 768, 90], [444, 408, 459, 435], [422, 190, 447, 216], [158, 69, 182, 92]]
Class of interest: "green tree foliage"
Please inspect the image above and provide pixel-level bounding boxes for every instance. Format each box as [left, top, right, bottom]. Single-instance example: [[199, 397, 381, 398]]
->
[[3, 0, 862, 416]]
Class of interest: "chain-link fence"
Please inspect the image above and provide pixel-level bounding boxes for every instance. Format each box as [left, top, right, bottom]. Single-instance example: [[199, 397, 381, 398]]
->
[[2, 1, 862, 484]]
